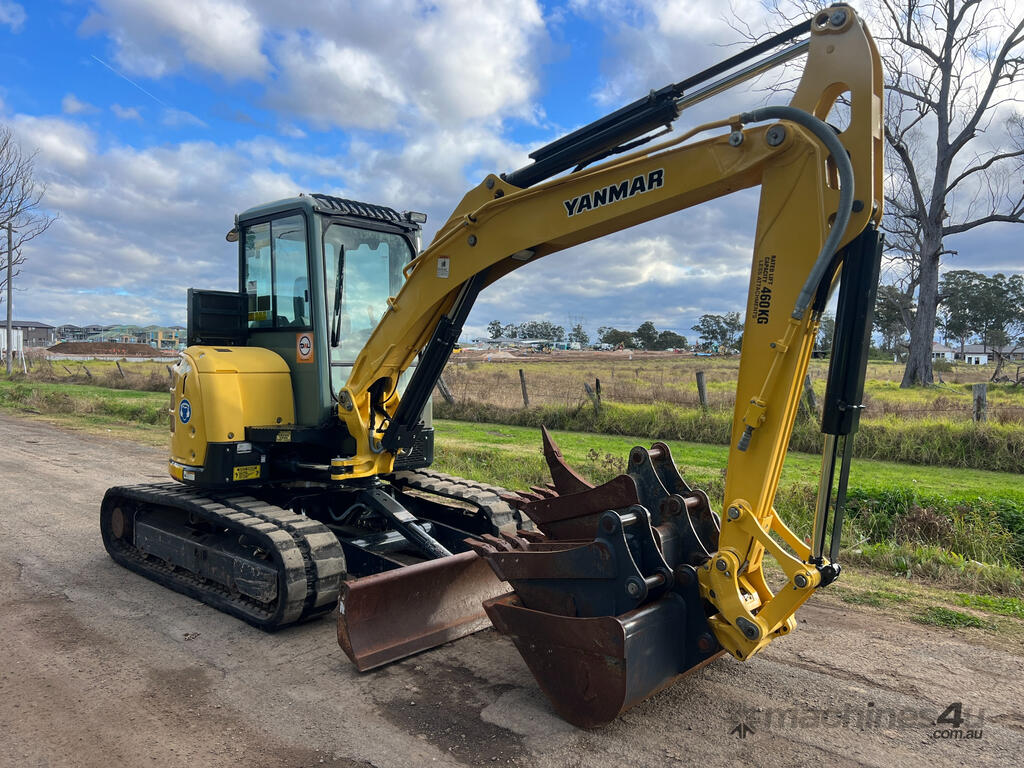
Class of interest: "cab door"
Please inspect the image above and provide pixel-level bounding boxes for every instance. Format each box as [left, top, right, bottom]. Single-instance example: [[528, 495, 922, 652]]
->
[[241, 212, 324, 426]]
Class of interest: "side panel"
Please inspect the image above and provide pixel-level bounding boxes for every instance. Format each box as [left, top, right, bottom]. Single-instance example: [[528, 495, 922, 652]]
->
[[169, 346, 295, 477], [245, 329, 324, 426]]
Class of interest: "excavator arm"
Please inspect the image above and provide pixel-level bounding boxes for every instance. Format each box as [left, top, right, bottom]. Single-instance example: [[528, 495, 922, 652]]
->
[[335, 5, 883, 723]]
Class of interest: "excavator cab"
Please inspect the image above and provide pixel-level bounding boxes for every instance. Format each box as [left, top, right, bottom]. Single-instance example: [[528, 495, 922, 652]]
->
[[103, 194, 514, 654], [180, 194, 435, 482]]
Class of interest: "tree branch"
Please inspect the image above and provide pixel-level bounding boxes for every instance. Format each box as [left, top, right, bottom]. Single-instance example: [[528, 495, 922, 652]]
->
[[946, 148, 1024, 193]]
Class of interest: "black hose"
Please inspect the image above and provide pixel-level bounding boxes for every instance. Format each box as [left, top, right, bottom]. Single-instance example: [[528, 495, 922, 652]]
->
[[739, 106, 855, 320]]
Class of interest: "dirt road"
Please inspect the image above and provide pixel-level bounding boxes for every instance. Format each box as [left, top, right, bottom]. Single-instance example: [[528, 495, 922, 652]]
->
[[0, 412, 1021, 768]]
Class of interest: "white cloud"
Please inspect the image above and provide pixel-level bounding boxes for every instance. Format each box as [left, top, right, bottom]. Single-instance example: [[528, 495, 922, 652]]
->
[[81, 0, 547, 133], [61, 93, 99, 115], [268, 36, 410, 131], [570, 0, 771, 110], [111, 104, 142, 121], [278, 123, 306, 139], [0, 1, 25, 32], [11, 115, 97, 171], [8, 115, 312, 325], [81, 0, 269, 81], [264, 0, 547, 131], [161, 108, 207, 128]]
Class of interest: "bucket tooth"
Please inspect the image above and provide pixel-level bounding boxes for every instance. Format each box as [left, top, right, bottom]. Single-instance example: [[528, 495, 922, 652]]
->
[[541, 425, 593, 495], [649, 441, 693, 495], [516, 474, 640, 541], [337, 550, 510, 671]]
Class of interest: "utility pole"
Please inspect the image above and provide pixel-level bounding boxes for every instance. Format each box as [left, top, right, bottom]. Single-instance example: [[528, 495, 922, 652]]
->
[[6, 222, 12, 375]]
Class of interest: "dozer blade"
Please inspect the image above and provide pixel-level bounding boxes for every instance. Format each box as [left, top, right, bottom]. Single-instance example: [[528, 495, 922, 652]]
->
[[337, 550, 511, 671]]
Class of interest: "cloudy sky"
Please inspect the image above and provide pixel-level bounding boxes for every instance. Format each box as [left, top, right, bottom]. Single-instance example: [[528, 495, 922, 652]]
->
[[1, 0, 1020, 342]]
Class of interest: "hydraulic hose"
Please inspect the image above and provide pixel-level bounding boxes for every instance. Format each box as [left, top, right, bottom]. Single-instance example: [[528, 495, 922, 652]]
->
[[738, 106, 855, 320]]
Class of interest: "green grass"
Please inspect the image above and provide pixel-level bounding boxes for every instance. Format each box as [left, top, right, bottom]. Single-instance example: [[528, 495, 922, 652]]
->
[[431, 419, 1024, 593], [912, 606, 991, 629], [0, 380, 168, 425], [436, 399, 1024, 473], [838, 589, 902, 607], [955, 593, 1024, 618], [844, 542, 1023, 595], [435, 418, 1024, 498]]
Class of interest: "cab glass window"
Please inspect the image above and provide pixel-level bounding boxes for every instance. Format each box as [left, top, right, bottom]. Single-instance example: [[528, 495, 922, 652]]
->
[[244, 214, 310, 330], [244, 222, 272, 328], [323, 225, 411, 362]]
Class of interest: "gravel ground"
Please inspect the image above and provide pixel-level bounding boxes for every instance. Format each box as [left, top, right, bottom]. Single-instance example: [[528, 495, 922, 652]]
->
[[0, 412, 1021, 768]]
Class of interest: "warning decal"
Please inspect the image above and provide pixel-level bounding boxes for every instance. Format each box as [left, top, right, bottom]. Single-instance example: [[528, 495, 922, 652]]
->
[[296, 332, 314, 363]]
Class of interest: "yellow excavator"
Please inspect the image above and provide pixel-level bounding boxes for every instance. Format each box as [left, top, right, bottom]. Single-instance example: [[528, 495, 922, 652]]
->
[[101, 6, 883, 727]]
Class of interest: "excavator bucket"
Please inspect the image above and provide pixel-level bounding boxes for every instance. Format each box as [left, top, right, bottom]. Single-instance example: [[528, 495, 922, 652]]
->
[[337, 550, 510, 671], [474, 429, 725, 727], [484, 589, 723, 728]]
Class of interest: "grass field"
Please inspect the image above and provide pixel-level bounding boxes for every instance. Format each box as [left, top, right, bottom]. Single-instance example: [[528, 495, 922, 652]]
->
[[429, 354, 1024, 473], [443, 354, 1024, 421], [2, 376, 1021, 598], [18, 352, 1024, 418]]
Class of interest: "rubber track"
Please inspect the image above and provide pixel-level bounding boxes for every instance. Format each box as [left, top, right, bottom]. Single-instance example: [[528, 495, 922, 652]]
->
[[101, 483, 344, 631], [388, 469, 523, 531], [204, 491, 345, 618]]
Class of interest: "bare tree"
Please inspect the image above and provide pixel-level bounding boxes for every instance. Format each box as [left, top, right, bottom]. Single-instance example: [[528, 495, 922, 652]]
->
[[1, 124, 55, 301], [736, 1, 1024, 387], [879, 1, 1024, 386]]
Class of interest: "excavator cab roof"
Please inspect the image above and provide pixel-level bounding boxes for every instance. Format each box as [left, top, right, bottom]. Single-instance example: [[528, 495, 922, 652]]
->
[[236, 193, 425, 232]]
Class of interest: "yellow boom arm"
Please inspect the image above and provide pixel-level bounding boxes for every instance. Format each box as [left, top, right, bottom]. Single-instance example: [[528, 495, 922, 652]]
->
[[336, 6, 882, 661]]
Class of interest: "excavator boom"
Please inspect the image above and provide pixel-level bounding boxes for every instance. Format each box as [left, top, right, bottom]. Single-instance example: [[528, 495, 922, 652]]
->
[[336, 4, 883, 723]]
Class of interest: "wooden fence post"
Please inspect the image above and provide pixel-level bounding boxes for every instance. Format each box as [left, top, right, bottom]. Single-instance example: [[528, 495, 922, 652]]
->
[[695, 370, 708, 409], [166, 365, 174, 380], [973, 382, 987, 423], [595, 378, 602, 406], [802, 374, 817, 416], [115, 361, 126, 378], [82, 365, 92, 379], [584, 381, 601, 413], [62, 365, 73, 376], [436, 374, 455, 405], [518, 368, 530, 407]]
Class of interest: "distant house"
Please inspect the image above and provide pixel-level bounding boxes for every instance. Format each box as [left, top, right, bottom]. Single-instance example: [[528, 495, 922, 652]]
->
[[10, 320, 55, 347], [57, 324, 85, 342], [57, 322, 186, 350], [999, 344, 1024, 362], [932, 342, 955, 362], [953, 343, 1024, 365], [957, 343, 989, 365]]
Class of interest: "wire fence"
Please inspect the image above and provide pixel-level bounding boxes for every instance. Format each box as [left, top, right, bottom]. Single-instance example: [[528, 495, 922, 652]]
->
[[439, 366, 1024, 425]]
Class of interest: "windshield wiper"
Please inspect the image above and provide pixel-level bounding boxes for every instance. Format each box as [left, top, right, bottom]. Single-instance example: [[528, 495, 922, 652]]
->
[[330, 245, 345, 347]]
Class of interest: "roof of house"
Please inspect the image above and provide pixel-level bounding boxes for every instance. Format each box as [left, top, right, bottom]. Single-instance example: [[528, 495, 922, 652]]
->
[[960, 343, 1022, 354], [11, 320, 54, 329]]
